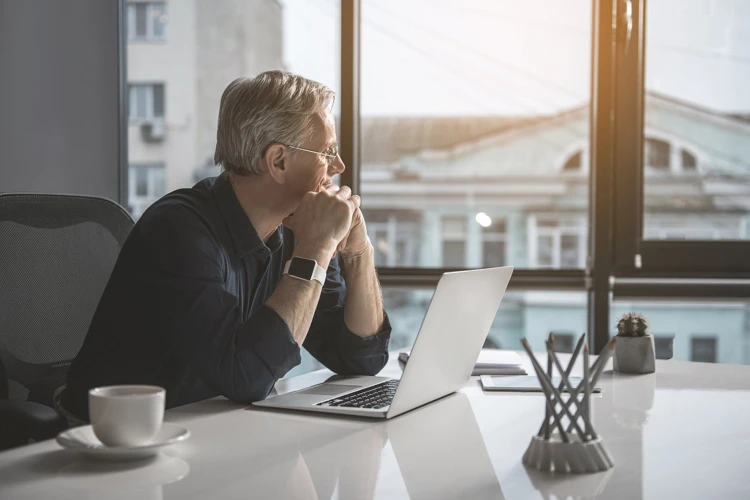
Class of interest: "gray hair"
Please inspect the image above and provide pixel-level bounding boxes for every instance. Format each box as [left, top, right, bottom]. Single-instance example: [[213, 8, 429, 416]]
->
[[214, 71, 335, 176]]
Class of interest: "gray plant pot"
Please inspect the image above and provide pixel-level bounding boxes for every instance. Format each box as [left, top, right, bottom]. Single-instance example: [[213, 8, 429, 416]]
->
[[613, 335, 656, 374]]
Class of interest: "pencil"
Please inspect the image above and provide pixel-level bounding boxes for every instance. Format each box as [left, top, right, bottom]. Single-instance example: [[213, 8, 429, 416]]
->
[[583, 343, 591, 440], [521, 339, 569, 443], [544, 333, 553, 438], [547, 339, 588, 441], [564, 337, 616, 437]]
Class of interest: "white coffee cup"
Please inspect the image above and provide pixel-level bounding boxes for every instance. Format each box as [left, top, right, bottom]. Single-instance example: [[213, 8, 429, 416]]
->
[[89, 385, 166, 447]]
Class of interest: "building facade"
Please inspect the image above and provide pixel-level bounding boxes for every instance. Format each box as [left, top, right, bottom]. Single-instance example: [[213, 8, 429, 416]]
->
[[126, 0, 283, 218], [362, 95, 750, 364]]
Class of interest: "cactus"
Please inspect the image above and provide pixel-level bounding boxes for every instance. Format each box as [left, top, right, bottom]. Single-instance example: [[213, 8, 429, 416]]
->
[[616, 312, 649, 337]]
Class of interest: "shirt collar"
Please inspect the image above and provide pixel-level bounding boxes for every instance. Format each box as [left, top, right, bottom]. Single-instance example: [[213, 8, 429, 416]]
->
[[211, 173, 283, 258]]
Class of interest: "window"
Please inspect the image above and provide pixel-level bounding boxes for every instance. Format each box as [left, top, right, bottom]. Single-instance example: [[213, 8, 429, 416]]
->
[[552, 333, 575, 354], [128, 163, 166, 218], [360, 0, 591, 270], [529, 217, 586, 269], [384, 288, 586, 353], [645, 137, 671, 170], [612, 300, 748, 365], [654, 335, 674, 360], [562, 151, 583, 172], [691, 337, 717, 364], [442, 216, 467, 267], [115, 0, 750, 369], [681, 149, 697, 171], [643, 214, 744, 240], [127, 1, 168, 41], [627, 0, 750, 261], [481, 218, 507, 268], [128, 84, 164, 121], [364, 210, 421, 267], [124, 0, 340, 376]]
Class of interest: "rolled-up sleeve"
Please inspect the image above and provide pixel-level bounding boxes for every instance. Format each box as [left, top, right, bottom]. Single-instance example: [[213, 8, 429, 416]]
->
[[303, 257, 391, 376], [141, 208, 301, 404]]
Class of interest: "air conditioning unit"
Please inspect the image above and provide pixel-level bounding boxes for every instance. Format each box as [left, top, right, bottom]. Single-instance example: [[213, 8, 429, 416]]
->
[[140, 119, 166, 143]]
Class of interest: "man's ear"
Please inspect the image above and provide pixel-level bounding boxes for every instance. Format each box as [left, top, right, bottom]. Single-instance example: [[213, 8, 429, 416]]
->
[[264, 143, 287, 185]]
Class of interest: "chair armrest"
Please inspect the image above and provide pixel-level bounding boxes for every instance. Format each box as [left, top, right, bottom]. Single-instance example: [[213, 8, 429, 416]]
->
[[0, 399, 69, 442]]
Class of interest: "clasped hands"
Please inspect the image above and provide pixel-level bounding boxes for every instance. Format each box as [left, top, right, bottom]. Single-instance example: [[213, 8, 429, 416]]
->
[[283, 185, 371, 264]]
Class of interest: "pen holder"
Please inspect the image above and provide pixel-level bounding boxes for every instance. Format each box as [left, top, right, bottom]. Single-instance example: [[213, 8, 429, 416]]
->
[[520, 335, 616, 474], [523, 434, 613, 473]]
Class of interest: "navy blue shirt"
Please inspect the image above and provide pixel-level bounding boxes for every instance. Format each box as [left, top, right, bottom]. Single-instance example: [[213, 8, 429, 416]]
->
[[63, 173, 391, 420]]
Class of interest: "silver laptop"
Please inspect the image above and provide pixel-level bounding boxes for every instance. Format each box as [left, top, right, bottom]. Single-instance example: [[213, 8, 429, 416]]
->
[[253, 266, 513, 419]]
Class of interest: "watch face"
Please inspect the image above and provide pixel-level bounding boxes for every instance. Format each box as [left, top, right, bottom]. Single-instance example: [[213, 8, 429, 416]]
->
[[288, 257, 316, 280]]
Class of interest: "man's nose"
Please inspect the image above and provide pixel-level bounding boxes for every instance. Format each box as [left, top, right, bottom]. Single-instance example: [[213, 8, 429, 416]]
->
[[329, 154, 345, 176]]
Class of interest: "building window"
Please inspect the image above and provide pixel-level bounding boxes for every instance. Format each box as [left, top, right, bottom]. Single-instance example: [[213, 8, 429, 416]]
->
[[681, 149, 697, 171], [442, 216, 467, 267], [531, 217, 586, 269], [654, 334, 674, 359], [364, 210, 420, 267], [127, 1, 168, 41], [482, 218, 507, 268], [128, 163, 166, 218], [562, 151, 583, 172], [129, 83, 165, 121], [645, 137, 671, 170], [644, 215, 744, 240], [551, 333, 575, 353], [691, 336, 717, 363], [369, 225, 390, 266]]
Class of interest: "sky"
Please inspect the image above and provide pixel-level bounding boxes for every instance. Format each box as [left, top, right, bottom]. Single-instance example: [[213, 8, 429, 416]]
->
[[281, 0, 750, 116]]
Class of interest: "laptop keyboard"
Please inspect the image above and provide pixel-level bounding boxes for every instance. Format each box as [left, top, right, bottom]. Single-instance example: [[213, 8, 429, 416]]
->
[[316, 380, 399, 409]]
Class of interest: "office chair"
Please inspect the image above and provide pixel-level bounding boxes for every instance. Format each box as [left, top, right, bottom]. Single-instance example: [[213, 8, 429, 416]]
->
[[0, 193, 133, 449]]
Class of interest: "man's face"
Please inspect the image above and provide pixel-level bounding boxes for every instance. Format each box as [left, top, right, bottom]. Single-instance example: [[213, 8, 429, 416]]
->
[[285, 109, 345, 200]]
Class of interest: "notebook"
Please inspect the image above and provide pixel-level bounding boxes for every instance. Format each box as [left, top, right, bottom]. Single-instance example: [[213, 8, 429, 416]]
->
[[480, 375, 602, 393], [398, 348, 527, 376]]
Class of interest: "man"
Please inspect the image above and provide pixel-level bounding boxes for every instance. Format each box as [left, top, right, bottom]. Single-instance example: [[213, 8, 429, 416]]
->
[[60, 71, 391, 422]]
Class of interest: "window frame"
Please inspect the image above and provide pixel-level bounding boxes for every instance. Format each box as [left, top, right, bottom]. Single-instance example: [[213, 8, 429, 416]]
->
[[342, 0, 597, 334], [115, 0, 750, 357]]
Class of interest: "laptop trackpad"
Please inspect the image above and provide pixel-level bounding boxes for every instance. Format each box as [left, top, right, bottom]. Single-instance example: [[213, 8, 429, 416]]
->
[[295, 384, 362, 396]]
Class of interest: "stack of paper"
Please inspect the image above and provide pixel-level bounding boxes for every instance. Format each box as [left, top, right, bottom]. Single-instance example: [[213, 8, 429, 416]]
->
[[397, 348, 527, 376]]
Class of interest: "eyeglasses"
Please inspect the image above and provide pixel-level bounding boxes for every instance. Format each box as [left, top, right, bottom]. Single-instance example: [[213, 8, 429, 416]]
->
[[282, 144, 339, 164]]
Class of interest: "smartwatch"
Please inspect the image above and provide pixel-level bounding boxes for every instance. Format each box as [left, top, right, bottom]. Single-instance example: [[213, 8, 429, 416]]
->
[[283, 257, 327, 286]]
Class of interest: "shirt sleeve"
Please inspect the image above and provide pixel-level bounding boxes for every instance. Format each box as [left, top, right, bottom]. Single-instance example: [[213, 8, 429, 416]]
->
[[302, 256, 391, 376], [139, 206, 301, 404]]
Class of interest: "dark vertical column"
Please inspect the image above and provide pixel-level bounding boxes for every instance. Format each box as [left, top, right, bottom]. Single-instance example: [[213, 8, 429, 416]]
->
[[117, 0, 128, 206], [340, 0, 361, 195], [589, 0, 618, 352]]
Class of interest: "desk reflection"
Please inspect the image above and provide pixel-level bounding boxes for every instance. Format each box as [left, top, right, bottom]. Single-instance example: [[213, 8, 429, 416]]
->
[[386, 392, 505, 500], [58, 454, 190, 500], [0, 450, 189, 500], [277, 392, 506, 499]]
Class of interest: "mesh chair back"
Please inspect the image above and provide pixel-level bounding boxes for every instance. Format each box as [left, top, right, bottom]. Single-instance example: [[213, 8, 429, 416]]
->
[[0, 194, 133, 406]]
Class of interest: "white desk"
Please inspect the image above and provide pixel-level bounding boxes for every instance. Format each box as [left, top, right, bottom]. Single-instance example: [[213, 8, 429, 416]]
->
[[1, 352, 749, 499]]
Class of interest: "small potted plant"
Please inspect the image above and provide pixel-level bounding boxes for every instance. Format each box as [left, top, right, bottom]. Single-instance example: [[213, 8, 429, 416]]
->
[[613, 312, 655, 374]]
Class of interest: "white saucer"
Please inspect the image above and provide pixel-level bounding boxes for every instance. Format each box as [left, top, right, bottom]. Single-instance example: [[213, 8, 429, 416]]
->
[[57, 423, 190, 461]]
